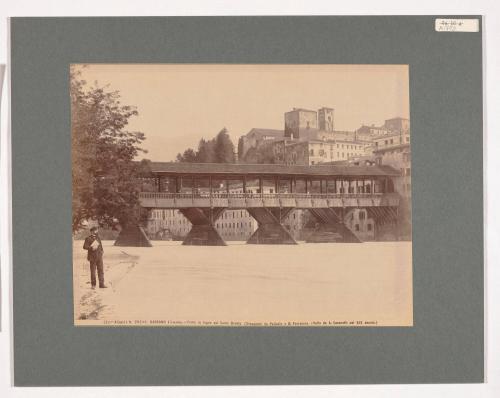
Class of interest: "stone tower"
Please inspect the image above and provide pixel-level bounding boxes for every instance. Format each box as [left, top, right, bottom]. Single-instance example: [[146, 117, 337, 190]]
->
[[318, 107, 334, 131], [284, 108, 318, 139]]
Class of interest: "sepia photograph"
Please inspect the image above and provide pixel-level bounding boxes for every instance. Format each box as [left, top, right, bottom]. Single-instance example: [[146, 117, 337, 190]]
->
[[72, 64, 413, 327]]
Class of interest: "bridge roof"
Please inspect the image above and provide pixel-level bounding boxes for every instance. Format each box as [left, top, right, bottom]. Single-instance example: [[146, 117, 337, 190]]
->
[[146, 162, 400, 177]]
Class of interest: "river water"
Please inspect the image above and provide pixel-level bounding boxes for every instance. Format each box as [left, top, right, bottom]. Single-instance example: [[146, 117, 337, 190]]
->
[[73, 240, 413, 327]]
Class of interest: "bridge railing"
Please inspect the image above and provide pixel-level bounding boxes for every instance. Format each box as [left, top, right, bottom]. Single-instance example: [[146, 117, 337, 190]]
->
[[138, 192, 397, 209], [139, 192, 384, 200]]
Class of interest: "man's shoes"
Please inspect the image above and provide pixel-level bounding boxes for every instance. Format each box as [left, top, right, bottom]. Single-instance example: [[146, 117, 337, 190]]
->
[[91, 285, 96, 290], [99, 284, 108, 289]]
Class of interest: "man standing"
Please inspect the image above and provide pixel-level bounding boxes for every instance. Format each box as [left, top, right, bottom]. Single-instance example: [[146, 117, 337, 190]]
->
[[83, 226, 108, 289]]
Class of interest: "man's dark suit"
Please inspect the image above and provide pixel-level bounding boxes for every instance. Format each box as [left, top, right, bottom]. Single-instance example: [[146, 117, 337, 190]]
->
[[83, 234, 105, 287]]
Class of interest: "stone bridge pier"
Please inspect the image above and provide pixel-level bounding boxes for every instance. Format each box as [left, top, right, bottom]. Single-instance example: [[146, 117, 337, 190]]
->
[[307, 208, 361, 243], [178, 207, 227, 246], [247, 208, 297, 245]]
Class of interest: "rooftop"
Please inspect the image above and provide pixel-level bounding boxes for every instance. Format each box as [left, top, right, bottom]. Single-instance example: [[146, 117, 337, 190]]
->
[[287, 108, 317, 113], [373, 143, 411, 154], [246, 128, 284, 138], [385, 117, 409, 122]]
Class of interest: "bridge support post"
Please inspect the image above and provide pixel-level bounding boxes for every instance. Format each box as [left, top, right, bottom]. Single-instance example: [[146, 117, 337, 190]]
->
[[246, 208, 297, 245], [180, 208, 226, 246], [367, 207, 399, 241], [306, 208, 361, 243]]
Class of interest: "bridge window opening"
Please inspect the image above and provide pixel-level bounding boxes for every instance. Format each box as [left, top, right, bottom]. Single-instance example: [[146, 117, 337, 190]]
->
[[326, 180, 336, 193], [178, 177, 194, 194], [211, 178, 227, 194], [194, 178, 210, 195], [262, 179, 275, 194], [309, 180, 322, 194], [245, 178, 260, 195], [140, 177, 157, 192], [294, 179, 307, 193], [159, 176, 177, 193], [227, 178, 244, 194], [387, 179, 395, 193], [278, 179, 291, 193]]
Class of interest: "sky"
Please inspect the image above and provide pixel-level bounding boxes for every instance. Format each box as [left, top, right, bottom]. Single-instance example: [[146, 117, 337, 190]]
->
[[76, 64, 409, 162]]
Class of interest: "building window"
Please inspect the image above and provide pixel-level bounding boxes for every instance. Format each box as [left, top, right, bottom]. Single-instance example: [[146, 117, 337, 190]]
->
[[359, 211, 365, 220], [367, 224, 372, 231], [355, 224, 360, 231]]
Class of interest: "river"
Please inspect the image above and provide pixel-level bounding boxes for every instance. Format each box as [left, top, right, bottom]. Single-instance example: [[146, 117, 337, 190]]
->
[[73, 240, 413, 327]]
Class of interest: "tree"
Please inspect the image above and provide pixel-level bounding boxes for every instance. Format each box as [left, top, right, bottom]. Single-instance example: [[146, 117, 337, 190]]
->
[[71, 66, 148, 232], [240, 142, 276, 164], [176, 148, 197, 162], [237, 136, 245, 162], [214, 128, 235, 163], [175, 128, 235, 164], [196, 138, 216, 163]]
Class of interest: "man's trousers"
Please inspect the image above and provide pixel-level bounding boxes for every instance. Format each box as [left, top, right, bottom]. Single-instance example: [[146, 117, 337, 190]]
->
[[89, 257, 105, 287]]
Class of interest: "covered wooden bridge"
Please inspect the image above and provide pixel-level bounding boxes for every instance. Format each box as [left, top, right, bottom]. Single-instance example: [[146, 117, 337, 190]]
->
[[138, 162, 402, 245]]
